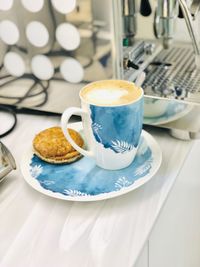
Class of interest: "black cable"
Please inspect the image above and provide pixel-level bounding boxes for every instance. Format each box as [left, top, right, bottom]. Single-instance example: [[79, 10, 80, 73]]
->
[[34, 80, 49, 107], [0, 70, 50, 107], [48, 2, 57, 51], [0, 46, 93, 111], [0, 76, 20, 88], [0, 77, 50, 137], [52, 77, 92, 83], [0, 74, 11, 80], [46, 49, 94, 69], [13, 45, 28, 54], [0, 105, 17, 138], [14, 80, 38, 105]]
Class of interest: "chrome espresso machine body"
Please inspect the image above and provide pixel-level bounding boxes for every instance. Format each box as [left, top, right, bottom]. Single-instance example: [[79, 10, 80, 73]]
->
[[111, 0, 200, 139]]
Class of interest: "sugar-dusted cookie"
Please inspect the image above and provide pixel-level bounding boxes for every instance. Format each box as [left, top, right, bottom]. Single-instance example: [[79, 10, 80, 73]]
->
[[33, 127, 84, 164]]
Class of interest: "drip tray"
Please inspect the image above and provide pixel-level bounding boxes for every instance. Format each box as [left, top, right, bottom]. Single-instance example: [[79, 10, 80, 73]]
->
[[143, 45, 200, 104]]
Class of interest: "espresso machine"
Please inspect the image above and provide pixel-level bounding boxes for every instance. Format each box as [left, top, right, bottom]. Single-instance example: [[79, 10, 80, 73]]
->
[[116, 0, 200, 139], [80, 0, 200, 140], [0, 0, 200, 140]]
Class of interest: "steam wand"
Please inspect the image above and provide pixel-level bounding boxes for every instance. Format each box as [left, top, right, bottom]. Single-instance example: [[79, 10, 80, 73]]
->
[[178, 0, 200, 69]]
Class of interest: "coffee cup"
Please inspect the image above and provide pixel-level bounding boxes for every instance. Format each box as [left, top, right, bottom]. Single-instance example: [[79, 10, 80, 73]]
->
[[144, 98, 169, 118], [61, 80, 144, 170]]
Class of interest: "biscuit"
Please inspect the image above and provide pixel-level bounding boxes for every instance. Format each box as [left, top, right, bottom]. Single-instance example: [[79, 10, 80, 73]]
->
[[33, 127, 84, 164]]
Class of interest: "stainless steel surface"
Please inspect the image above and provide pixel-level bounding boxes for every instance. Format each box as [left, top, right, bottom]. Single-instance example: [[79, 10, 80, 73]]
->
[[135, 71, 146, 87], [190, 0, 200, 19], [123, 40, 162, 81], [122, 0, 200, 139], [178, 0, 200, 58], [154, 0, 200, 63], [0, 142, 16, 182], [123, 41, 200, 139], [142, 45, 200, 102], [155, 0, 178, 48], [122, 0, 137, 45]]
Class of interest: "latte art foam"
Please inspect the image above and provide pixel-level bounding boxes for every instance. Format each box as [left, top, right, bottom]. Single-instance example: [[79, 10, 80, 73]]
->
[[81, 80, 142, 106], [85, 88, 128, 105]]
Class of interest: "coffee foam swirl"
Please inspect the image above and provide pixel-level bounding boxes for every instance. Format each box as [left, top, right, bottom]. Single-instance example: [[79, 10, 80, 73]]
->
[[85, 88, 128, 105], [81, 80, 142, 106]]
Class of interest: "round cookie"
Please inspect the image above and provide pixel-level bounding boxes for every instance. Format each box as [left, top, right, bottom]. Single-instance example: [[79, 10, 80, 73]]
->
[[33, 127, 84, 164]]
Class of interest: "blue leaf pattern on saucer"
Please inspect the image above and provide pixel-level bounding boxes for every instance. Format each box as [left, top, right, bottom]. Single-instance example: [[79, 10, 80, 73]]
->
[[90, 98, 143, 152], [29, 136, 153, 198]]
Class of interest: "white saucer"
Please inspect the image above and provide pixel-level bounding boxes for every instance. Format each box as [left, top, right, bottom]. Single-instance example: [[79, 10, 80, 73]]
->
[[20, 122, 162, 202]]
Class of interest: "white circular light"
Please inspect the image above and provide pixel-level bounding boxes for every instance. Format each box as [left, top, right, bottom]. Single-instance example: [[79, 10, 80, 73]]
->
[[51, 0, 76, 14], [4, 52, 25, 77], [26, 21, 49, 47], [56, 23, 80, 51], [0, 20, 19, 45], [21, 0, 44, 12], [0, 0, 13, 11], [31, 55, 54, 80], [60, 58, 84, 83]]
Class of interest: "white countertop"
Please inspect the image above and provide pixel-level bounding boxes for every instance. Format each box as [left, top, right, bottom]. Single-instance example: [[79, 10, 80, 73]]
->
[[0, 112, 193, 267]]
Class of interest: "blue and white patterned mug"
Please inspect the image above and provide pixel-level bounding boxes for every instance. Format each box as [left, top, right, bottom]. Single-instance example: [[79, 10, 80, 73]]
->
[[61, 80, 144, 170]]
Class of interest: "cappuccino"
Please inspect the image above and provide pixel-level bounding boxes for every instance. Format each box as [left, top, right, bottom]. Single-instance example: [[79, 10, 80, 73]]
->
[[80, 80, 142, 106], [61, 79, 144, 170]]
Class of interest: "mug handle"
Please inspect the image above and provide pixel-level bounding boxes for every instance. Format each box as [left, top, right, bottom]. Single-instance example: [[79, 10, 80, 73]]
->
[[61, 107, 94, 158]]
